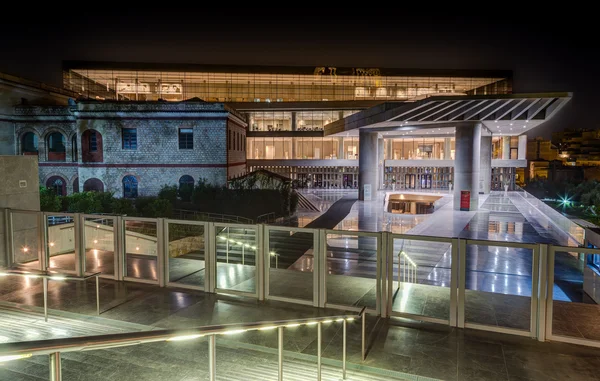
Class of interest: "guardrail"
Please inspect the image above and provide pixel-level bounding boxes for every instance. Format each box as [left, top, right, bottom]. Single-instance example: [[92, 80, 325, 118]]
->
[[0, 308, 367, 381]]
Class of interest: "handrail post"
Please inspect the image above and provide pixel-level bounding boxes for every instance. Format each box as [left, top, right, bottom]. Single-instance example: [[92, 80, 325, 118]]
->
[[317, 321, 322, 381], [342, 319, 347, 379], [361, 310, 366, 361], [43, 277, 48, 322], [208, 335, 216, 381], [49, 352, 62, 381], [278, 326, 283, 381]]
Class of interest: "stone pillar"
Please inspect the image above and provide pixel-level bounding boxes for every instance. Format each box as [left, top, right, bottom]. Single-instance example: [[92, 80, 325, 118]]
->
[[338, 137, 344, 160], [502, 136, 510, 160], [378, 137, 384, 189], [359, 130, 378, 201], [291, 112, 297, 131], [453, 122, 481, 211], [518, 135, 527, 160], [480, 135, 492, 194], [444, 138, 452, 160]]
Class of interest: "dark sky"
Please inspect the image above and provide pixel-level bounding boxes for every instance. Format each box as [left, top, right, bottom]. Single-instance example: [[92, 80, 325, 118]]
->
[[1, 11, 595, 139]]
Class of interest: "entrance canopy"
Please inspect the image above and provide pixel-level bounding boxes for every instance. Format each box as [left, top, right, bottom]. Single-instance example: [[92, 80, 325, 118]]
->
[[324, 92, 571, 137]]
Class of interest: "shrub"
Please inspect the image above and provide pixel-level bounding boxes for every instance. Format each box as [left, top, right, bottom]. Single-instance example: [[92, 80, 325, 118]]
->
[[111, 198, 135, 216], [64, 192, 102, 214], [40, 187, 62, 212], [142, 199, 173, 218], [158, 185, 178, 204]]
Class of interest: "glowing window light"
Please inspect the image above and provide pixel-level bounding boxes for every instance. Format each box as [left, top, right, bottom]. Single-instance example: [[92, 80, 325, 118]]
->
[[167, 334, 204, 342]]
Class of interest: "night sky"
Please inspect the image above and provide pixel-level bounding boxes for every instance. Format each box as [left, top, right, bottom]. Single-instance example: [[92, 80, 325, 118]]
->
[[0, 11, 595, 138]]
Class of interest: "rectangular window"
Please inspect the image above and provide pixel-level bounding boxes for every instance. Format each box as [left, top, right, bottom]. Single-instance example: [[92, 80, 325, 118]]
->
[[179, 128, 194, 149], [89, 131, 97, 152], [122, 128, 137, 150]]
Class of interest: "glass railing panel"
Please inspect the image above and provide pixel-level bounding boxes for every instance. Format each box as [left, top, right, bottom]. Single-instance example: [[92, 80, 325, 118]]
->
[[83, 216, 115, 276], [124, 219, 158, 281], [215, 224, 257, 294], [391, 236, 452, 321], [551, 249, 600, 341], [268, 227, 314, 302], [326, 232, 377, 309], [464, 243, 533, 332], [46, 214, 76, 272], [10, 211, 40, 269], [168, 222, 206, 288]]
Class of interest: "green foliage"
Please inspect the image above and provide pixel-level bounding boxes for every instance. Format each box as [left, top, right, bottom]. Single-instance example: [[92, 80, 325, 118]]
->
[[64, 192, 102, 214], [39, 187, 62, 212], [141, 198, 173, 218], [158, 185, 178, 203], [110, 198, 135, 216]]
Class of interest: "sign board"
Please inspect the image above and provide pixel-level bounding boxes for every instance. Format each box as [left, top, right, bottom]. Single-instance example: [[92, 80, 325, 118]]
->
[[460, 190, 470, 211], [363, 184, 372, 201]]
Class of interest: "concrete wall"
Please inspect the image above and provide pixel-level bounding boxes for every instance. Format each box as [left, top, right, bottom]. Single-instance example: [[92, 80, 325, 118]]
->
[[0, 156, 40, 266]]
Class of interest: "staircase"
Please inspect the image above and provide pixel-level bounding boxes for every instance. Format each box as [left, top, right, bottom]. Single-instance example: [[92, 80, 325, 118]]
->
[[296, 192, 321, 212]]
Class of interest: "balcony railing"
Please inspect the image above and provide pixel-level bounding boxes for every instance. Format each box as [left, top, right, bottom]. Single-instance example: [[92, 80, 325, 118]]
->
[[1, 207, 599, 351]]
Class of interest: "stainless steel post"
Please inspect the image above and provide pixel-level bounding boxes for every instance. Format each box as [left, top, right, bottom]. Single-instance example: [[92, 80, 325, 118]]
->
[[95, 275, 100, 315], [208, 335, 216, 381], [361, 311, 366, 361], [342, 319, 347, 379], [43, 277, 48, 322], [49, 352, 62, 381], [226, 227, 229, 264], [278, 327, 283, 381], [317, 322, 322, 381], [242, 243, 245, 265]]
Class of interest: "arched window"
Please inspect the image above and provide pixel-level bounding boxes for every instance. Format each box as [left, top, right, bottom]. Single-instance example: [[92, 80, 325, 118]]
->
[[123, 175, 138, 198], [84, 178, 104, 192], [22, 132, 38, 155], [81, 130, 103, 162], [178, 175, 194, 201], [47, 132, 66, 162], [46, 176, 66, 196], [73, 177, 79, 193]]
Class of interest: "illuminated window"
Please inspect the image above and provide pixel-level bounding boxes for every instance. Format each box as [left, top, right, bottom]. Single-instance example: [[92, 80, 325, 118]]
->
[[89, 131, 98, 152], [123, 175, 138, 198]]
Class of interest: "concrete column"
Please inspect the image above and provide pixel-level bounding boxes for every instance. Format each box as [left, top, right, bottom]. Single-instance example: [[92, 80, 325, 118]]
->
[[337, 137, 344, 160], [480, 135, 492, 194], [518, 135, 527, 160], [502, 136, 510, 159], [291, 112, 297, 131], [453, 122, 481, 211], [444, 138, 452, 160], [378, 138, 384, 189], [359, 130, 378, 200]]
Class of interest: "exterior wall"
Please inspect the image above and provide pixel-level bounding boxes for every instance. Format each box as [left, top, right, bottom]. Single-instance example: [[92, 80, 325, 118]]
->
[[0, 155, 40, 266], [227, 119, 247, 179], [12, 101, 245, 197]]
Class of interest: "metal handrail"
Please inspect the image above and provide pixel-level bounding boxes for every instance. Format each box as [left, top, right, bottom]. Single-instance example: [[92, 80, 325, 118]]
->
[[174, 209, 254, 224], [0, 308, 367, 381]]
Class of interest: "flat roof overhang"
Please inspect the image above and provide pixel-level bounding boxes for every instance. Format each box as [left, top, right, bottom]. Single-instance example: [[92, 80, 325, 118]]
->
[[324, 92, 572, 138]]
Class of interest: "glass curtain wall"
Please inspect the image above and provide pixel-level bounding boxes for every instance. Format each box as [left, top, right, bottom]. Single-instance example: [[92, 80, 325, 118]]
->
[[66, 69, 509, 102], [386, 138, 455, 160]]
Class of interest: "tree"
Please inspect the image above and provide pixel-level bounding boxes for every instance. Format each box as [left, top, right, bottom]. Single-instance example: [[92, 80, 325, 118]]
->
[[40, 187, 61, 212]]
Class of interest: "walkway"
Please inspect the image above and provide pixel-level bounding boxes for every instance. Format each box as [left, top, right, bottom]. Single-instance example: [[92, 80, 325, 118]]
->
[[1, 281, 600, 381]]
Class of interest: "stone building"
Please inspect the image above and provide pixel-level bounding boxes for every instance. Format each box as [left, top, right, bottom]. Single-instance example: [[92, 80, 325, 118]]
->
[[13, 99, 247, 197]]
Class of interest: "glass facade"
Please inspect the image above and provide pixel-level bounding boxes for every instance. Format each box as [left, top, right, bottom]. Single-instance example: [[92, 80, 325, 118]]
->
[[249, 165, 359, 189], [248, 110, 360, 132], [64, 68, 509, 102], [386, 138, 455, 160], [247, 137, 360, 160], [383, 167, 454, 190]]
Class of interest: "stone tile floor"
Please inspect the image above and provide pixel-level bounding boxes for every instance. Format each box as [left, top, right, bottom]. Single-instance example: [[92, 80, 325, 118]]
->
[[2, 278, 600, 380]]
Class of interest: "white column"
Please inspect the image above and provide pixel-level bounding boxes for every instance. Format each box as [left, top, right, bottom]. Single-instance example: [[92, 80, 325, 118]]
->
[[359, 130, 378, 201], [480, 135, 492, 194], [444, 138, 452, 160], [502, 136, 510, 160], [518, 135, 527, 160], [378, 137, 384, 189], [453, 122, 482, 211]]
